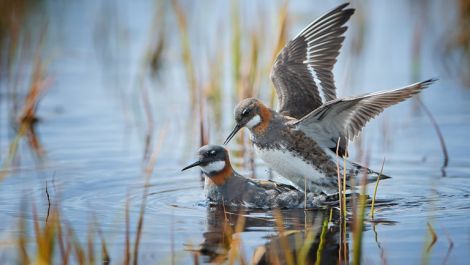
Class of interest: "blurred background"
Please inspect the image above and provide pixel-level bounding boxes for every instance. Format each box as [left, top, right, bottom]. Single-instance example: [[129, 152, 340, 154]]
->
[[0, 0, 470, 264]]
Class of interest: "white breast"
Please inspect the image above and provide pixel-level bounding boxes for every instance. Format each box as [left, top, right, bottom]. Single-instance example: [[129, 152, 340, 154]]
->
[[254, 145, 329, 193]]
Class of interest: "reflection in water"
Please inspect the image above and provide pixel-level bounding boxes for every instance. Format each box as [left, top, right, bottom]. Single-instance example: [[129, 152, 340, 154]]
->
[[194, 206, 345, 264], [191, 200, 399, 264], [0, 1, 470, 264]]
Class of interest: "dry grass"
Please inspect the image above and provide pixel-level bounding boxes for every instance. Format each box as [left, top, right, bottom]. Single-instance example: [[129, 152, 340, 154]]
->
[[443, 0, 470, 86], [0, 1, 51, 181], [0, 1, 457, 265]]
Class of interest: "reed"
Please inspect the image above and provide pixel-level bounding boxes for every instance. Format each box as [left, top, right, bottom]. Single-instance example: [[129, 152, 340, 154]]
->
[[334, 139, 349, 264], [443, 0, 470, 86], [313, 213, 329, 265], [269, 0, 289, 108], [228, 210, 247, 265], [351, 172, 368, 265], [273, 209, 294, 265], [370, 159, 386, 220], [17, 200, 30, 265], [295, 212, 323, 265], [135, 129, 167, 265], [230, 0, 242, 102], [172, 0, 197, 110]]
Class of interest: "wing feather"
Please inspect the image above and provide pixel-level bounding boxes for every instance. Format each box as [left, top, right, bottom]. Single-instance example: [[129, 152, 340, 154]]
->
[[295, 79, 437, 154], [271, 3, 354, 119]]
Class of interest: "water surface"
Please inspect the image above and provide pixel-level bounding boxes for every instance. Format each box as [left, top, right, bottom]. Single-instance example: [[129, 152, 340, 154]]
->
[[0, 1, 469, 264]]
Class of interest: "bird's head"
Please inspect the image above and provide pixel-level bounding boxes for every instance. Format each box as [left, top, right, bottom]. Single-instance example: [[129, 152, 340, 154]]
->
[[181, 145, 232, 180], [224, 98, 272, 144]]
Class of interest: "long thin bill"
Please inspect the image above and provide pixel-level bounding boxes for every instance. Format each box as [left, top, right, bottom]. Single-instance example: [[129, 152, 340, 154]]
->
[[223, 124, 242, 145], [181, 161, 202, 171]]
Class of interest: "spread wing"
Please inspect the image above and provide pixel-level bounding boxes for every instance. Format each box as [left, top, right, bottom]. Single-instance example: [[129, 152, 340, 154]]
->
[[270, 3, 354, 119], [294, 79, 437, 154]]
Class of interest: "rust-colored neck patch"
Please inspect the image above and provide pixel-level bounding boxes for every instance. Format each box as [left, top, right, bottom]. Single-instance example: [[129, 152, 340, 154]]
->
[[253, 103, 272, 135], [208, 159, 233, 186]]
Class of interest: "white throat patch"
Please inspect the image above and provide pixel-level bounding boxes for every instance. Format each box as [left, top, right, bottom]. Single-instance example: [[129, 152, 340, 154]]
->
[[246, 115, 261, 129], [201, 161, 226, 174]]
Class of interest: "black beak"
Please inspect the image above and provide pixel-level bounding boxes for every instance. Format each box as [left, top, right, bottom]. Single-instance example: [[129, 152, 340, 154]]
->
[[181, 161, 202, 171], [224, 124, 242, 145]]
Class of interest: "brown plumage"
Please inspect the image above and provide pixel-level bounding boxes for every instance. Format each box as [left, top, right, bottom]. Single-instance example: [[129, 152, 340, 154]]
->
[[224, 3, 437, 194]]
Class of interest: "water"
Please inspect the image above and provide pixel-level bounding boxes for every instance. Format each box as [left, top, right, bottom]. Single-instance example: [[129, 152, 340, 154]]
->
[[0, 0, 469, 264]]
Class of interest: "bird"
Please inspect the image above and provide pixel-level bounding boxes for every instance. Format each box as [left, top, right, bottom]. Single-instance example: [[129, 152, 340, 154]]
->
[[223, 3, 437, 194], [181, 144, 328, 209]]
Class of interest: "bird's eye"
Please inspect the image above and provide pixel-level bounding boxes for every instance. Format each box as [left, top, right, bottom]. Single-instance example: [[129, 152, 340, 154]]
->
[[241, 108, 250, 116], [209, 150, 216, 156]]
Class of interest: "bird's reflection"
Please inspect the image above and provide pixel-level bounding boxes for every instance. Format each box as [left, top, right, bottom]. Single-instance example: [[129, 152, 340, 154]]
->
[[194, 205, 346, 264]]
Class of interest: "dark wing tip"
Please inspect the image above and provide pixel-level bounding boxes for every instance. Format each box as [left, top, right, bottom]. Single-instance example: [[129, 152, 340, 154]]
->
[[415, 78, 438, 91], [336, 3, 356, 16], [421, 78, 439, 88], [336, 3, 351, 10]]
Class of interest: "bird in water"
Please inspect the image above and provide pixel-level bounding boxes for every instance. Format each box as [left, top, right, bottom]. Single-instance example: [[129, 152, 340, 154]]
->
[[181, 145, 327, 209], [223, 3, 437, 194]]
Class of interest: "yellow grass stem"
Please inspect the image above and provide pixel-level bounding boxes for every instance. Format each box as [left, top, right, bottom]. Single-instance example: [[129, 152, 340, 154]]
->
[[56, 212, 66, 264], [172, 0, 197, 109], [86, 224, 95, 265], [273, 209, 294, 265], [133, 129, 167, 265], [239, 32, 260, 99], [335, 138, 347, 264], [64, 228, 73, 265], [0, 68, 51, 181], [297, 215, 322, 265], [269, 0, 289, 107], [342, 156, 347, 219], [425, 222, 438, 253], [204, 52, 223, 131], [17, 204, 30, 265], [314, 215, 329, 265], [97, 227, 110, 264], [32, 203, 57, 265], [228, 210, 247, 265], [352, 173, 368, 265], [370, 158, 386, 219], [335, 138, 343, 219], [73, 234, 86, 265], [231, 0, 241, 101], [63, 228, 73, 265]]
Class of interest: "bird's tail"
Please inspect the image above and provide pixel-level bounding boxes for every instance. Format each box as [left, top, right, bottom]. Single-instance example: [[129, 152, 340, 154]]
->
[[349, 162, 391, 184]]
